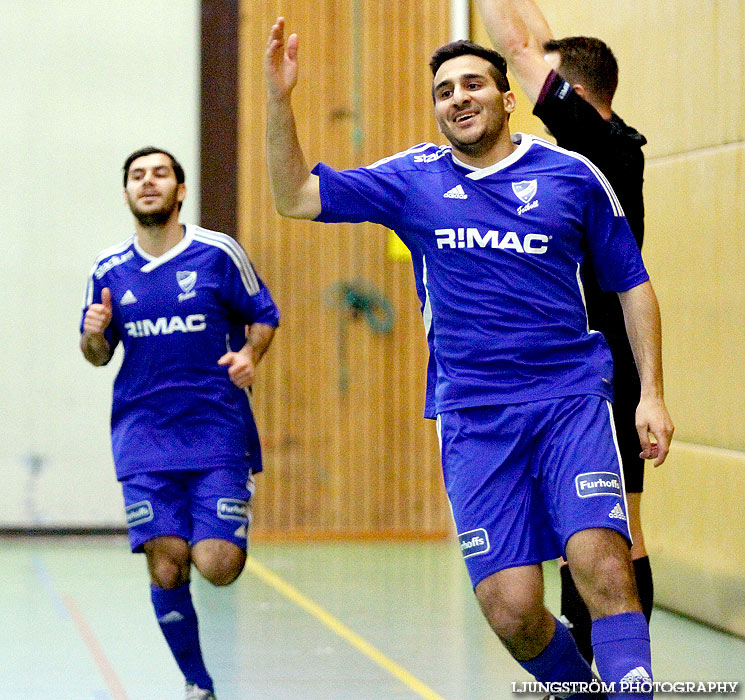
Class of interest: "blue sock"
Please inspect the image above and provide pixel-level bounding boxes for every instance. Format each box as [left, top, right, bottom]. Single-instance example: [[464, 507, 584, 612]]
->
[[150, 583, 213, 691], [519, 617, 603, 699], [592, 612, 652, 699]]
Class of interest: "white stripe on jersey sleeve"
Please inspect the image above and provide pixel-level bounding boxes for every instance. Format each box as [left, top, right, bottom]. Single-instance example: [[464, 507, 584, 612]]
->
[[533, 138, 625, 217], [576, 262, 590, 333], [365, 142, 445, 170], [422, 254, 433, 335], [574, 262, 601, 336], [82, 275, 94, 309], [83, 236, 135, 308], [91, 236, 135, 265], [192, 226, 260, 295]]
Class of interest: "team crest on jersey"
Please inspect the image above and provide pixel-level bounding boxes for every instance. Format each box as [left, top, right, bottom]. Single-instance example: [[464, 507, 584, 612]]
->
[[177, 270, 197, 301], [511, 179, 539, 215], [512, 179, 537, 203]]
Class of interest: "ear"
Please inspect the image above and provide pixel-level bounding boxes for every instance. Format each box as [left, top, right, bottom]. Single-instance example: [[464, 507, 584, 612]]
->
[[503, 90, 517, 114], [572, 83, 587, 99], [122, 189, 129, 206], [177, 182, 187, 203]]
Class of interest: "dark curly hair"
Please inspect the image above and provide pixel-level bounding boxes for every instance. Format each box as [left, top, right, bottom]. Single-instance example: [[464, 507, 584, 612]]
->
[[122, 146, 185, 187], [430, 40, 511, 96]]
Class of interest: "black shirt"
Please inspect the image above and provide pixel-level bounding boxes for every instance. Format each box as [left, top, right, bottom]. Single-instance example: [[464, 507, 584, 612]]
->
[[534, 70, 647, 387]]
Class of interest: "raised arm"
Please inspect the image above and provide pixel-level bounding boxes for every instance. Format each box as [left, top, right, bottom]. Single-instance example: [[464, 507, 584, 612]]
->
[[264, 17, 321, 220], [511, 0, 553, 48], [474, 0, 552, 103], [618, 280, 675, 466]]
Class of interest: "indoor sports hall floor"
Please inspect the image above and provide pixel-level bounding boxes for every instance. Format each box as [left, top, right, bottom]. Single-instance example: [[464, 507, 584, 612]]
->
[[3, 537, 743, 700]]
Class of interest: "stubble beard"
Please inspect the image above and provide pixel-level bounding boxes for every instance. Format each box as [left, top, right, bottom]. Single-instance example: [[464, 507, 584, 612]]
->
[[441, 116, 502, 160], [132, 209, 173, 227], [127, 191, 179, 228], [447, 129, 498, 160]]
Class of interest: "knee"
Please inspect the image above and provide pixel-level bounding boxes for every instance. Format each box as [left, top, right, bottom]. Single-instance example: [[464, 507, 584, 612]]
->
[[200, 561, 244, 586], [193, 548, 246, 586], [144, 537, 191, 589], [148, 553, 190, 589], [475, 583, 545, 647], [592, 556, 638, 613], [568, 534, 639, 616]]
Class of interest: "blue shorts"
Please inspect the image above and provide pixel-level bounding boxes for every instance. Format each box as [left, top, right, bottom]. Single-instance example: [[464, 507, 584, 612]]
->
[[437, 396, 630, 587], [120, 468, 255, 553]]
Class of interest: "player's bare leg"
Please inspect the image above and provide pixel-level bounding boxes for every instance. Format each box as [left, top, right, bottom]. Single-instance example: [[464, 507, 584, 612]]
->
[[475, 564, 601, 699], [191, 538, 246, 586], [560, 491, 652, 663], [144, 536, 215, 696], [475, 564, 553, 659], [566, 527, 652, 698], [565, 528, 640, 618], [144, 536, 191, 588]]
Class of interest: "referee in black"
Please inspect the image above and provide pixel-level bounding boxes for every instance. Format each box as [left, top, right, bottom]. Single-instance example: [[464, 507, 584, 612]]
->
[[476, 0, 654, 666]]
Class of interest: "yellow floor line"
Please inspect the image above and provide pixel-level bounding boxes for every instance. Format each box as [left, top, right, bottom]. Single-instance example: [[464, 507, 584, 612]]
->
[[245, 557, 448, 700]]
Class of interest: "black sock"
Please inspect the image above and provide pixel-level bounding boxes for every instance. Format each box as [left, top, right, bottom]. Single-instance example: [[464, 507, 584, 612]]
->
[[633, 555, 654, 622], [560, 564, 593, 664]]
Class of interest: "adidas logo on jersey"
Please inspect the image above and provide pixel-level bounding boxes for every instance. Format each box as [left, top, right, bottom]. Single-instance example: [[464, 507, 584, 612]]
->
[[443, 185, 468, 199], [120, 290, 137, 305], [608, 503, 627, 521]]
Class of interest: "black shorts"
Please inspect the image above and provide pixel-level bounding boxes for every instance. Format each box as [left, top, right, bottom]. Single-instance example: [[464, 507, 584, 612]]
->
[[613, 362, 644, 494]]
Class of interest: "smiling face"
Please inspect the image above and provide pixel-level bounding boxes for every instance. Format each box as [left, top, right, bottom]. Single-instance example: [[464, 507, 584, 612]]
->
[[123, 152, 186, 226], [432, 54, 516, 165]]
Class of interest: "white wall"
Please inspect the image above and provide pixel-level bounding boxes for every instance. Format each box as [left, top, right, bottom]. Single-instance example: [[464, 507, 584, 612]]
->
[[0, 0, 200, 526]]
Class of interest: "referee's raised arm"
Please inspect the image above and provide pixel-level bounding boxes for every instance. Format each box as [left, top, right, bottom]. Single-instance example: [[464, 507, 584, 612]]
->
[[474, 0, 553, 103], [264, 17, 321, 220]]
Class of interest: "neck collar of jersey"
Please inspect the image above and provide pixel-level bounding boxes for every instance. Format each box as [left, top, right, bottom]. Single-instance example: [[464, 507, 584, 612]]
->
[[451, 133, 533, 180], [137, 224, 192, 272]]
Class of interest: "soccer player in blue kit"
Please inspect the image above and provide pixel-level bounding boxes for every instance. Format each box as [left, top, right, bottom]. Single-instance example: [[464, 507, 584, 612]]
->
[[265, 17, 673, 700], [80, 147, 279, 700], [475, 0, 658, 673]]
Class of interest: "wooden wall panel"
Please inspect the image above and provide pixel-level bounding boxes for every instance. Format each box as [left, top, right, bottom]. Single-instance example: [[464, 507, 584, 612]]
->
[[237, 0, 451, 538]]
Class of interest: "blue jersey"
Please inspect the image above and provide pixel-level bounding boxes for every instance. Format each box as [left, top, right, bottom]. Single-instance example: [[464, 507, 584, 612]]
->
[[81, 224, 280, 479], [313, 134, 648, 414]]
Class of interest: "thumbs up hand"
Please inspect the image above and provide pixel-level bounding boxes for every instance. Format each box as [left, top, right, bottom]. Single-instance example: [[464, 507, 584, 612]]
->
[[83, 287, 114, 336]]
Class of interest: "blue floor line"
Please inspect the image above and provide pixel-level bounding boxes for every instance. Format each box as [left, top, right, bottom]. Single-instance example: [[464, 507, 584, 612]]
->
[[31, 555, 70, 621]]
